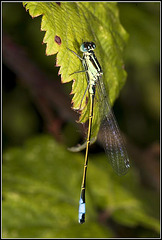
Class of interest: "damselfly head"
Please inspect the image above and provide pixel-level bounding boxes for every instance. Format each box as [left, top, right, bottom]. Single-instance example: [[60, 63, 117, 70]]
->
[[80, 42, 96, 52]]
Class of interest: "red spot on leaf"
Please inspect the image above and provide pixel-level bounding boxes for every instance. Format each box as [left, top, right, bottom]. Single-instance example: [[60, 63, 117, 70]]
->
[[86, 96, 89, 105], [55, 35, 61, 45]]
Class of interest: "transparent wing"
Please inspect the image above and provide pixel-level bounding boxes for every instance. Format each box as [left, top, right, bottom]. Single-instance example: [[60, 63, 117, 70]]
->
[[96, 76, 130, 176]]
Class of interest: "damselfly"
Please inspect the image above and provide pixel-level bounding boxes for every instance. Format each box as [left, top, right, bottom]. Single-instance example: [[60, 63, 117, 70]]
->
[[68, 42, 130, 224]]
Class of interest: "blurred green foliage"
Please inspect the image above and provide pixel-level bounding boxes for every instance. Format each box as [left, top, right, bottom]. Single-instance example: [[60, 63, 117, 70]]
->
[[2, 135, 160, 238], [2, 2, 160, 238], [118, 2, 160, 145]]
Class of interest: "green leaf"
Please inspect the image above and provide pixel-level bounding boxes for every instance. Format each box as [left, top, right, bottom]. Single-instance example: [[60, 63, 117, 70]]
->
[[88, 154, 160, 234], [23, 2, 128, 140], [2, 135, 160, 238], [2, 135, 114, 238]]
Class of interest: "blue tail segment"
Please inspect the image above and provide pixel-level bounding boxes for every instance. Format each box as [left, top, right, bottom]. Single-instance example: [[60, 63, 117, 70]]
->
[[78, 197, 85, 224]]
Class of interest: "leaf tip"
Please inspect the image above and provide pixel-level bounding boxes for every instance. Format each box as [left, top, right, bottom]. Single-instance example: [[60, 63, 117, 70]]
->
[[69, 90, 74, 95], [58, 69, 61, 76]]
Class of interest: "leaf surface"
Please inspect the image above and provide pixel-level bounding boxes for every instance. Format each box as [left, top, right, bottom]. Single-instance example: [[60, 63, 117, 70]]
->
[[23, 2, 128, 139], [2, 135, 160, 238]]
